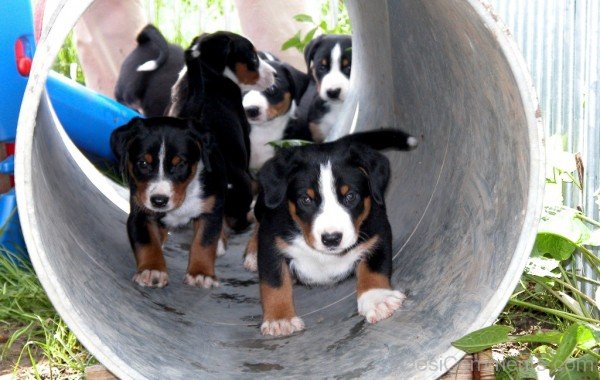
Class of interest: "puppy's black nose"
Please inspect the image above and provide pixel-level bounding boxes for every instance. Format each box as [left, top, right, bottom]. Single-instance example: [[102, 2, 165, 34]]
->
[[245, 106, 260, 118], [326, 88, 341, 99], [150, 195, 169, 208], [321, 232, 343, 248]]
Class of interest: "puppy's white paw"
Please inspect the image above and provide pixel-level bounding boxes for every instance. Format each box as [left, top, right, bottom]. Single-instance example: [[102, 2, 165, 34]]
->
[[260, 317, 305, 336], [133, 269, 168, 288], [184, 273, 220, 288], [217, 239, 226, 257], [243, 251, 258, 272], [357, 288, 406, 324]]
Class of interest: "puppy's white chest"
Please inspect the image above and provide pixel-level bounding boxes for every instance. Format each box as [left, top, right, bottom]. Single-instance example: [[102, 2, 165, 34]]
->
[[249, 115, 289, 170], [283, 237, 364, 285], [319, 101, 343, 139], [161, 174, 204, 228]]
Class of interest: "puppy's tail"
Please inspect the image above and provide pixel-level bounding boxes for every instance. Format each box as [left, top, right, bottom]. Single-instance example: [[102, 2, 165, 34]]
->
[[337, 128, 419, 151], [136, 24, 170, 72]]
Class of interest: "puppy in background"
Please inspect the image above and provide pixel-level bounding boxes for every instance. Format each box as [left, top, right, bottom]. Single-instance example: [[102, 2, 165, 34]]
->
[[242, 59, 310, 171], [168, 31, 276, 232], [110, 117, 227, 288], [248, 129, 418, 336], [115, 24, 184, 116], [295, 34, 352, 142]]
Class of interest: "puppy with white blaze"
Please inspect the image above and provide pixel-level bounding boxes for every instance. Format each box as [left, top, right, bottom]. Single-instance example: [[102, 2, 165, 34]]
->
[[247, 129, 418, 336], [242, 59, 310, 171], [295, 34, 352, 142]]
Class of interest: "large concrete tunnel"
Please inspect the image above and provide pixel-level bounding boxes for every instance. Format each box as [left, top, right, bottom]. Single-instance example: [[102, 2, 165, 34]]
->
[[16, 0, 543, 378]]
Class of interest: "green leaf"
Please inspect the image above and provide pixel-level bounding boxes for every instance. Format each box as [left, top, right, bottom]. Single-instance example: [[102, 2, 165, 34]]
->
[[577, 324, 600, 350], [554, 354, 600, 380], [534, 233, 577, 261], [281, 32, 302, 51], [525, 256, 561, 278], [293, 14, 314, 23], [514, 330, 563, 345], [302, 27, 319, 45], [583, 230, 600, 247], [550, 323, 579, 372], [495, 355, 539, 380], [451, 325, 513, 353]]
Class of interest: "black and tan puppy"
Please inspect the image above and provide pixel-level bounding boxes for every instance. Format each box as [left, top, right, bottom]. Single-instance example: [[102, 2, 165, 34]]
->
[[115, 24, 184, 116], [111, 117, 227, 288], [168, 31, 275, 231], [295, 34, 352, 142], [247, 129, 418, 336]]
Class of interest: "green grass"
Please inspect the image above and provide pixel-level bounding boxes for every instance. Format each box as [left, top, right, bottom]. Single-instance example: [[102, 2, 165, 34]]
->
[[0, 250, 94, 377]]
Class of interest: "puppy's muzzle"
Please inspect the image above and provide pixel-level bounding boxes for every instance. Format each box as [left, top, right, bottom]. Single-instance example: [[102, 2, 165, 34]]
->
[[321, 232, 343, 248]]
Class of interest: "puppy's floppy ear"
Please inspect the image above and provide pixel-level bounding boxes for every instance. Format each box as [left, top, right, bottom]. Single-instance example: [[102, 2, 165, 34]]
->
[[110, 117, 144, 174], [198, 32, 232, 73], [282, 63, 310, 105], [258, 149, 297, 209], [304, 34, 324, 73], [348, 145, 391, 205]]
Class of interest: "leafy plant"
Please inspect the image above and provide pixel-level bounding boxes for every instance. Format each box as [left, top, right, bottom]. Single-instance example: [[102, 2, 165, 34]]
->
[[281, 2, 352, 53], [452, 134, 600, 378]]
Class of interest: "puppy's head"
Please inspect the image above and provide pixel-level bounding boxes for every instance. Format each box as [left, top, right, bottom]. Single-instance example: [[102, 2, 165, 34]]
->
[[187, 31, 276, 92], [110, 117, 212, 213], [259, 143, 389, 255], [304, 35, 352, 102], [243, 60, 309, 125]]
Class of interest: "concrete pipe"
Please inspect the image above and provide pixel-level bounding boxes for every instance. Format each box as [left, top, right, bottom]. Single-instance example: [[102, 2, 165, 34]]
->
[[16, 0, 544, 378]]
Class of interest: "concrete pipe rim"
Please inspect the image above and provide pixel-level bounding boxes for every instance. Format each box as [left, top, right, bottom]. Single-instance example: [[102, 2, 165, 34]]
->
[[15, 0, 545, 379]]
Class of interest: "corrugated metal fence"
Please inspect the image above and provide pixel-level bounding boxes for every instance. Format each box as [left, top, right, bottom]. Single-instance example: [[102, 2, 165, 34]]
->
[[486, 0, 600, 286]]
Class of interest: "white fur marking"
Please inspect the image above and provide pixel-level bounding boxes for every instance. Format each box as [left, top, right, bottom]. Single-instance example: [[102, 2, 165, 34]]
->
[[407, 136, 418, 148], [319, 43, 350, 101], [311, 162, 356, 252], [261, 317, 305, 336], [217, 239, 226, 256], [184, 273, 220, 288], [137, 60, 158, 72], [282, 236, 364, 285], [161, 166, 204, 228], [146, 141, 174, 211], [243, 90, 269, 123], [243, 251, 258, 272], [248, 108, 291, 170], [357, 289, 406, 324], [133, 269, 169, 288]]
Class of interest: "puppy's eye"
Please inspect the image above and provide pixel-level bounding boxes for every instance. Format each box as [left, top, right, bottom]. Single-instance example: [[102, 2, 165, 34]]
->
[[265, 85, 277, 95], [317, 64, 328, 73], [137, 160, 151, 172], [298, 195, 313, 206], [342, 191, 359, 206]]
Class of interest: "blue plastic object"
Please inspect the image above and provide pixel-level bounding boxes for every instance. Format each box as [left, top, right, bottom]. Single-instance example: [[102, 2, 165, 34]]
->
[[0, 188, 27, 260], [0, 1, 35, 142], [47, 72, 140, 160]]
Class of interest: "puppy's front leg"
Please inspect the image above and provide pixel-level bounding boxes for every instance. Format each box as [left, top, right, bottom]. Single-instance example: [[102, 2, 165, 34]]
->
[[127, 210, 169, 288], [356, 254, 405, 324], [259, 250, 304, 336], [185, 210, 223, 288]]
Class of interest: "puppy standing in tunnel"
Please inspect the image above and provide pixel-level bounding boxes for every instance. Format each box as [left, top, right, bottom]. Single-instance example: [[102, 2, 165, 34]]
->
[[247, 129, 418, 336], [111, 117, 227, 288]]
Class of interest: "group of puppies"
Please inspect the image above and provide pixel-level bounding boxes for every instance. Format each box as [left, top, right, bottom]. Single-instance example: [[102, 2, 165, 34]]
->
[[111, 25, 418, 336]]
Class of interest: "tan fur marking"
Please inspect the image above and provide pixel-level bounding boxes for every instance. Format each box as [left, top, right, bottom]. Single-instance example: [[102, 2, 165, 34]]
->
[[187, 219, 219, 277], [260, 262, 296, 321], [306, 188, 316, 199], [144, 154, 153, 164], [266, 92, 292, 120], [321, 58, 328, 66], [355, 242, 390, 297], [288, 201, 315, 248], [354, 196, 372, 231], [171, 163, 198, 208], [134, 220, 166, 273], [340, 185, 349, 196], [202, 194, 216, 215], [171, 156, 182, 166], [275, 236, 290, 251], [235, 63, 259, 85], [342, 58, 350, 67]]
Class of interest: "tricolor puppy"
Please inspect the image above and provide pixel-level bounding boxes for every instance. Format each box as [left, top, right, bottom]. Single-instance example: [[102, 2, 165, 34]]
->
[[115, 24, 184, 116], [296, 34, 352, 142], [248, 129, 418, 336], [110, 117, 227, 289], [168, 31, 276, 231], [242, 60, 310, 171]]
